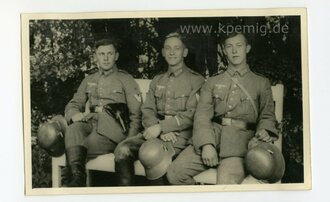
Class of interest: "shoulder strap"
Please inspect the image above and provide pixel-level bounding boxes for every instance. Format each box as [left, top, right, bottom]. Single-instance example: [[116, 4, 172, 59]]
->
[[224, 72, 258, 118]]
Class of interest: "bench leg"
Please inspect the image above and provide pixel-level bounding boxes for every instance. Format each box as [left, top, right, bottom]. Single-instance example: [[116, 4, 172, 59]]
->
[[52, 164, 62, 187], [86, 170, 91, 186]]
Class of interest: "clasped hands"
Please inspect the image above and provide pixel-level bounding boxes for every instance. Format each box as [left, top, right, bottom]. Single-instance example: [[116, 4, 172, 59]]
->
[[142, 124, 179, 144], [71, 112, 93, 123]]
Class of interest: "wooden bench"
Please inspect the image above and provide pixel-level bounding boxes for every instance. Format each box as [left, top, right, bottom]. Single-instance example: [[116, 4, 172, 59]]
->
[[51, 79, 284, 187]]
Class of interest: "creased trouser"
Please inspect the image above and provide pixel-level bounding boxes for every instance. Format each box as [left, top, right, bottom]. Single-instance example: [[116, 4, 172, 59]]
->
[[166, 145, 245, 185], [65, 121, 117, 160]]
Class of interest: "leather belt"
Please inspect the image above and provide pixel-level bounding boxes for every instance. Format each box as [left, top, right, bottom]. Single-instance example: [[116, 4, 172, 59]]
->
[[89, 106, 104, 113], [212, 116, 256, 130], [157, 114, 174, 120]]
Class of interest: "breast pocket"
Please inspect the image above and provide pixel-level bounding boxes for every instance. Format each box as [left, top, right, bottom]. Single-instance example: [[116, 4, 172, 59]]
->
[[240, 93, 257, 116], [106, 88, 125, 103], [154, 88, 165, 111], [86, 82, 98, 100], [174, 92, 189, 111], [213, 88, 226, 113]]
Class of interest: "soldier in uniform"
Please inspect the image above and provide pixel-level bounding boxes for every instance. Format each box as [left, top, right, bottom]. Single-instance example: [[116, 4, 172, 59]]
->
[[166, 32, 279, 185], [64, 38, 142, 187], [114, 32, 205, 186]]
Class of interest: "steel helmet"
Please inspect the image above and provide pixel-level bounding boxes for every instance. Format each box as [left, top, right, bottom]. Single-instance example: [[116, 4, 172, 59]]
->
[[37, 115, 67, 157], [138, 138, 175, 180], [244, 141, 285, 183]]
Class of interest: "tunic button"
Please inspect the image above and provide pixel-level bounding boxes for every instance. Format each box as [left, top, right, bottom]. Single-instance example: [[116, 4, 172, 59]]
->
[[167, 91, 171, 95], [227, 111, 231, 115], [233, 84, 237, 88], [230, 97, 233, 101], [232, 91, 235, 94], [229, 105, 232, 109]]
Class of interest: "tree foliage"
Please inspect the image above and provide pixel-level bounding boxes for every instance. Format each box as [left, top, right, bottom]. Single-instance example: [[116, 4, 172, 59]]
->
[[30, 20, 95, 115]]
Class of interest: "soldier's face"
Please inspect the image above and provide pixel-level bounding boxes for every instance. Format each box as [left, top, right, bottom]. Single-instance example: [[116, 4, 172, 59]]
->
[[162, 37, 188, 67], [94, 44, 119, 71], [223, 34, 251, 67]]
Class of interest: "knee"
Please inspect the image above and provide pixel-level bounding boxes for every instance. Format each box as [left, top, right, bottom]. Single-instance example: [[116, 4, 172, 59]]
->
[[166, 164, 179, 184], [65, 123, 86, 147], [114, 144, 132, 162], [218, 172, 245, 184], [166, 163, 192, 185], [217, 158, 245, 184], [65, 123, 84, 139]]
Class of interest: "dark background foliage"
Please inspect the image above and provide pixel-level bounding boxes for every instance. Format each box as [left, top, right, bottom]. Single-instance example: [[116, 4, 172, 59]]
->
[[29, 16, 303, 187]]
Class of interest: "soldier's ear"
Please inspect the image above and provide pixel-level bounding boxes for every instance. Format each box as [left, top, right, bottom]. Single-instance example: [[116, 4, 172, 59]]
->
[[115, 52, 119, 61], [222, 44, 228, 56], [161, 48, 165, 57], [183, 48, 188, 57], [246, 44, 251, 54], [93, 52, 97, 63]]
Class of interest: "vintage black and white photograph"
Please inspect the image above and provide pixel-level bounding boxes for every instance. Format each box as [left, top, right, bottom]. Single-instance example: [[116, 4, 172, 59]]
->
[[21, 8, 310, 195]]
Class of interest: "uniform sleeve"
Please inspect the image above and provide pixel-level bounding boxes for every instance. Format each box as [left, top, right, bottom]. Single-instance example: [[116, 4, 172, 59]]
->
[[159, 75, 205, 133], [141, 77, 160, 128], [192, 79, 217, 150], [123, 76, 142, 138], [64, 78, 88, 122], [256, 78, 279, 137]]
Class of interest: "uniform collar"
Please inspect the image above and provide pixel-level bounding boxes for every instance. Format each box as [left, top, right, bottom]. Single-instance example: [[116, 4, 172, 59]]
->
[[227, 64, 250, 77], [98, 64, 118, 76], [166, 63, 187, 78]]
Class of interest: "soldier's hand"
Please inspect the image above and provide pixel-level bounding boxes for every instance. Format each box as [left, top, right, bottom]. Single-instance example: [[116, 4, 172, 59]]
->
[[143, 124, 161, 140], [71, 113, 85, 122], [202, 144, 219, 167], [81, 112, 94, 122], [255, 129, 273, 143], [160, 132, 179, 143]]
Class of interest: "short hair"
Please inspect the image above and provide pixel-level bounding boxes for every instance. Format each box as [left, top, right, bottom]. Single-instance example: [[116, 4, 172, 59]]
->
[[164, 32, 187, 48], [94, 38, 119, 51], [221, 32, 249, 46]]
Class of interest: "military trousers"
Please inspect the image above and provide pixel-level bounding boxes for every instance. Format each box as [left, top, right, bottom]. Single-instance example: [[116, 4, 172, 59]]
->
[[65, 121, 117, 160], [166, 145, 246, 185]]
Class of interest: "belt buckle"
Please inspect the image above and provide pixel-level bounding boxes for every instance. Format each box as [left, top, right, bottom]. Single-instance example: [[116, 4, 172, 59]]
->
[[165, 115, 173, 119], [95, 106, 103, 113], [222, 118, 232, 126]]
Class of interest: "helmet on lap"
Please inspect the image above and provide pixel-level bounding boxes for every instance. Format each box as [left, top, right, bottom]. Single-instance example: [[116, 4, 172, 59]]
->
[[37, 115, 67, 157], [138, 138, 175, 180]]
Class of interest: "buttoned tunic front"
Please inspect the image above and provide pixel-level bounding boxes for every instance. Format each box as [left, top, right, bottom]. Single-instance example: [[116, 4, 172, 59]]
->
[[142, 64, 205, 143], [193, 66, 278, 157]]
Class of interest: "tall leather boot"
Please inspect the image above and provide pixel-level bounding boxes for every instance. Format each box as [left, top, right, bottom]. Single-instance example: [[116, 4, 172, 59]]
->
[[66, 146, 87, 187], [115, 158, 135, 186], [61, 165, 72, 187]]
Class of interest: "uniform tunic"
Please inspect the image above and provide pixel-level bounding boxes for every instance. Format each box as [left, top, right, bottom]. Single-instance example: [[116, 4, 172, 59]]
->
[[142, 64, 205, 143], [114, 64, 204, 161], [167, 65, 278, 185], [64, 65, 142, 155], [193, 65, 278, 157]]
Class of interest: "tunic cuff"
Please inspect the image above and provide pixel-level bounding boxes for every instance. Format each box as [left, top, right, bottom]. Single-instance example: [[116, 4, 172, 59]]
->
[[159, 117, 179, 133]]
